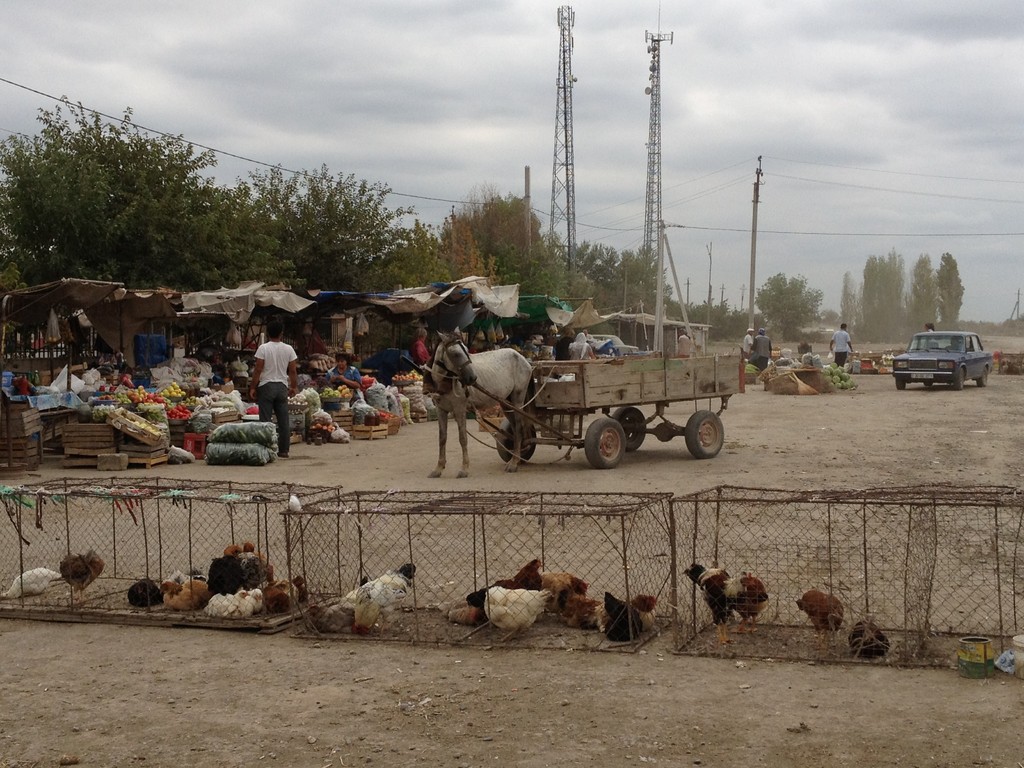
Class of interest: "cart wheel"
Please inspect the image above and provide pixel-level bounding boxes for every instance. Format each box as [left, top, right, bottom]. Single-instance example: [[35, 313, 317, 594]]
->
[[495, 417, 536, 463], [612, 406, 646, 452], [584, 416, 626, 469], [684, 410, 724, 459]]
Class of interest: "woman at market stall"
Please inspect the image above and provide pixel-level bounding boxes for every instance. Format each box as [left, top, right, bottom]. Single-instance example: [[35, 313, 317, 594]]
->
[[409, 327, 431, 367], [327, 352, 365, 395]]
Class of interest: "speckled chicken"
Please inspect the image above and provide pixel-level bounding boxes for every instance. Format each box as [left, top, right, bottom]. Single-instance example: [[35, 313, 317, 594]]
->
[[59, 550, 105, 605]]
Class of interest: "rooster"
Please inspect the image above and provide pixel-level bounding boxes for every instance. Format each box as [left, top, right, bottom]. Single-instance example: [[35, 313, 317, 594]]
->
[[467, 586, 550, 639], [685, 563, 745, 644], [238, 541, 272, 588], [207, 554, 245, 596], [848, 617, 889, 659], [59, 550, 105, 605], [796, 589, 844, 652], [2, 567, 62, 599], [599, 592, 658, 642], [352, 563, 416, 635], [492, 558, 543, 591], [734, 572, 769, 633]]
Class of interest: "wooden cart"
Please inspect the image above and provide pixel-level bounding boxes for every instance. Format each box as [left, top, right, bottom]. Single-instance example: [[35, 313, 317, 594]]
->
[[491, 354, 739, 469]]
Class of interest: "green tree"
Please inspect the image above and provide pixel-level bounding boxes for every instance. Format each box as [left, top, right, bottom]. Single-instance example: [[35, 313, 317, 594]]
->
[[755, 273, 823, 340], [936, 252, 964, 326], [374, 220, 448, 290], [860, 249, 906, 341], [840, 272, 860, 329], [907, 254, 938, 330], [247, 165, 413, 291], [0, 100, 280, 289]]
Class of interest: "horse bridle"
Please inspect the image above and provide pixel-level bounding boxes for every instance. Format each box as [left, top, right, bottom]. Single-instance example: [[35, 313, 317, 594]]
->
[[431, 335, 472, 383]]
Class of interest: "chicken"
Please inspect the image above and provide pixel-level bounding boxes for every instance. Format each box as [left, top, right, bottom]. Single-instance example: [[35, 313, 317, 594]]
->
[[492, 558, 543, 591], [238, 542, 272, 588], [557, 591, 601, 629], [540, 571, 589, 610], [352, 563, 416, 635], [848, 618, 890, 659], [685, 563, 742, 644], [468, 586, 550, 639], [207, 554, 245, 596], [599, 592, 658, 642], [127, 578, 164, 607], [2, 567, 62, 599], [205, 588, 264, 618], [446, 602, 487, 626], [262, 577, 308, 614], [59, 550, 105, 604], [161, 578, 212, 611], [307, 601, 355, 633], [796, 589, 844, 652], [734, 572, 769, 633]]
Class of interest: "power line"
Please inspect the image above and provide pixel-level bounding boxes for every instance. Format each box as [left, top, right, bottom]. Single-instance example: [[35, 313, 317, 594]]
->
[[665, 223, 1024, 237], [765, 155, 1024, 186], [772, 172, 1024, 205]]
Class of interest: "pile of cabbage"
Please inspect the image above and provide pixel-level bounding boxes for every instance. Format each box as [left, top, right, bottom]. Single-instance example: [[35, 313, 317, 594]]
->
[[825, 363, 857, 390]]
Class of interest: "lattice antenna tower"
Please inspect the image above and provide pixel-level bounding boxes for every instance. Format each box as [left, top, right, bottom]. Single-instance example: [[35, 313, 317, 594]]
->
[[550, 5, 578, 272], [643, 29, 672, 258]]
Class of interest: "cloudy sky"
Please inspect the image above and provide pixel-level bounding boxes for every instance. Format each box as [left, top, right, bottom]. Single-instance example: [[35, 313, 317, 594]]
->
[[3, 1, 1023, 321]]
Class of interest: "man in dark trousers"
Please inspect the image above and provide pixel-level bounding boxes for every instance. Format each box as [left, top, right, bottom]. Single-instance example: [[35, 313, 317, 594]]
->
[[249, 320, 298, 458]]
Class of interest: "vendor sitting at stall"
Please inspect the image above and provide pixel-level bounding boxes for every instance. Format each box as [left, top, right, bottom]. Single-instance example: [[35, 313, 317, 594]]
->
[[327, 352, 365, 395]]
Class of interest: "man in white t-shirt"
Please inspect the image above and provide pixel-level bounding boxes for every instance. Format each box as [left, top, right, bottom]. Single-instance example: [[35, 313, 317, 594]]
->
[[676, 331, 693, 358], [830, 323, 855, 368], [249, 319, 298, 458], [742, 328, 755, 360]]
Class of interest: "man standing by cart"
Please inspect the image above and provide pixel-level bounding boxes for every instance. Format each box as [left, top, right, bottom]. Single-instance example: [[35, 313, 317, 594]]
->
[[830, 323, 855, 368], [249, 319, 298, 459]]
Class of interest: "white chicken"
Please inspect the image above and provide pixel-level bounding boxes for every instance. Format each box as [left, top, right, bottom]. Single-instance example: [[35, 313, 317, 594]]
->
[[473, 586, 551, 639], [205, 588, 264, 618], [352, 563, 416, 635], [2, 567, 62, 599]]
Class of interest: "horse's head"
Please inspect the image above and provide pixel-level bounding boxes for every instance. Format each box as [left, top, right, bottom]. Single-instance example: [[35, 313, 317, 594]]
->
[[433, 331, 478, 387]]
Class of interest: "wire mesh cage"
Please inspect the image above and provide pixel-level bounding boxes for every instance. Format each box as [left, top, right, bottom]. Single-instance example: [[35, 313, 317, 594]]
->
[[284, 490, 675, 650], [0, 479, 338, 631], [673, 484, 1024, 666]]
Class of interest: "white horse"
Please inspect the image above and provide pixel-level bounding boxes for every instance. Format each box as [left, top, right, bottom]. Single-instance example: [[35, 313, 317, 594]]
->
[[426, 331, 533, 478]]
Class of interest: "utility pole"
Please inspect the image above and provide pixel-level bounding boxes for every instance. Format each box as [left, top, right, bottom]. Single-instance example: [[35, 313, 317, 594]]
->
[[524, 165, 531, 253], [720, 283, 726, 306], [706, 243, 713, 329], [685, 278, 690, 305], [747, 156, 763, 330], [739, 284, 746, 309]]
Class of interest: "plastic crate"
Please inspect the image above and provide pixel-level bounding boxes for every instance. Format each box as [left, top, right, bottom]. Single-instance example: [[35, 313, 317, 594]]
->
[[183, 432, 208, 460]]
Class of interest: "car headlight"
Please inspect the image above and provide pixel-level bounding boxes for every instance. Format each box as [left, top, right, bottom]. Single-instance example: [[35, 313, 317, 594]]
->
[[894, 361, 908, 369], [937, 361, 954, 370]]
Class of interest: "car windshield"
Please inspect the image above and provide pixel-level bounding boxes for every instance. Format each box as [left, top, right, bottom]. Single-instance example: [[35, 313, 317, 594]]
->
[[908, 334, 960, 352]]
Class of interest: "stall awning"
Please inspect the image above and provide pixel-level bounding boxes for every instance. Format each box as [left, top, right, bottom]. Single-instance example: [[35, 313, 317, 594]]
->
[[180, 281, 315, 323], [1, 279, 123, 325]]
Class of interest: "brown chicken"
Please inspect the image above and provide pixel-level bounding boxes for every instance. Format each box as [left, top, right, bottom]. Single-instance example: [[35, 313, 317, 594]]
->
[[161, 579, 212, 611], [59, 550, 105, 604], [492, 558, 543, 591], [796, 589, 844, 651], [735, 572, 769, 633], [558, 591, 601, 629], [540, 571, 589, 611], [262, 577, 308, 614]]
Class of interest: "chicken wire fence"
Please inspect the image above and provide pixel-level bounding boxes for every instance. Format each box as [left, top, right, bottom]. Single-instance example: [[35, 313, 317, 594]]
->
[[0, 478, 338, 631], [673, 484, 1024, 666], [283, 491, 675, 650]]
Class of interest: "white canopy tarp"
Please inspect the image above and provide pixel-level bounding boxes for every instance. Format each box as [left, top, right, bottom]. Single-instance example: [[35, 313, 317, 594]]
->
[[180, 281, 314, 323]]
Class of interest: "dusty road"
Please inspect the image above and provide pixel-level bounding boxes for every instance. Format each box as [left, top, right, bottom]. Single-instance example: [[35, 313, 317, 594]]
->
[[3, 352, 1024, 767]]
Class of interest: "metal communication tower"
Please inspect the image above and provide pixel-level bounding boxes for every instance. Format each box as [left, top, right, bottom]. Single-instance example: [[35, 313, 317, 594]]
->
[[642, 30, 672, 258], [550, 5, 577, 271]]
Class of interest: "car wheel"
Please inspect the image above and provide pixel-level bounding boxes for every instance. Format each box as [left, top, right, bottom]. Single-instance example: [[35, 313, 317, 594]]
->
[[895, 378, 906, 391], [611, 406, 646, 452], [975, 367, 989, 387], [684, 410, 725, 460], [951, 367, 965, 391]]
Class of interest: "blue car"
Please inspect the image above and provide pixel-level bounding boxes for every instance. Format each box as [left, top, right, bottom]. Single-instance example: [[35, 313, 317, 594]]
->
[[892, 331, 992, 391]]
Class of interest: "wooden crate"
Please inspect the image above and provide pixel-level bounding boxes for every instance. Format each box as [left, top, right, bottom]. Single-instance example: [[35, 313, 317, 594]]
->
[[63, 423, 121, 456], [0, 405, 41, 438], [351, 424, 388, 441], [211, 409, 241, 424], [108, 412, 166, 446], [0, 434, 42, 468], [386, 419, 401, 436], [332, 411, 354, 429]]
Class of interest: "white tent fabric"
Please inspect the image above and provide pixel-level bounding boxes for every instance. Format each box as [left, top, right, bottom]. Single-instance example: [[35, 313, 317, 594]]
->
[[180, 281, 314, 323]]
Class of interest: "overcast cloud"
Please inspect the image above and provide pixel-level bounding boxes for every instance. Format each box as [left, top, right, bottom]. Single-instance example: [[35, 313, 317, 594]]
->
[[3, 1, 1022, 321]]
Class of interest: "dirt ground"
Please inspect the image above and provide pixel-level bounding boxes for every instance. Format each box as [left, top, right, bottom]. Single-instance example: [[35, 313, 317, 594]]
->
[[3, 338, 1024, 768]]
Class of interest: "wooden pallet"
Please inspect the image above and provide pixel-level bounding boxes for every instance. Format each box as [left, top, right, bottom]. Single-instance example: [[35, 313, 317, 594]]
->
[[62, 456, 99, 468], [127, 452, 169, 468], [351, 424, 388, 440]]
